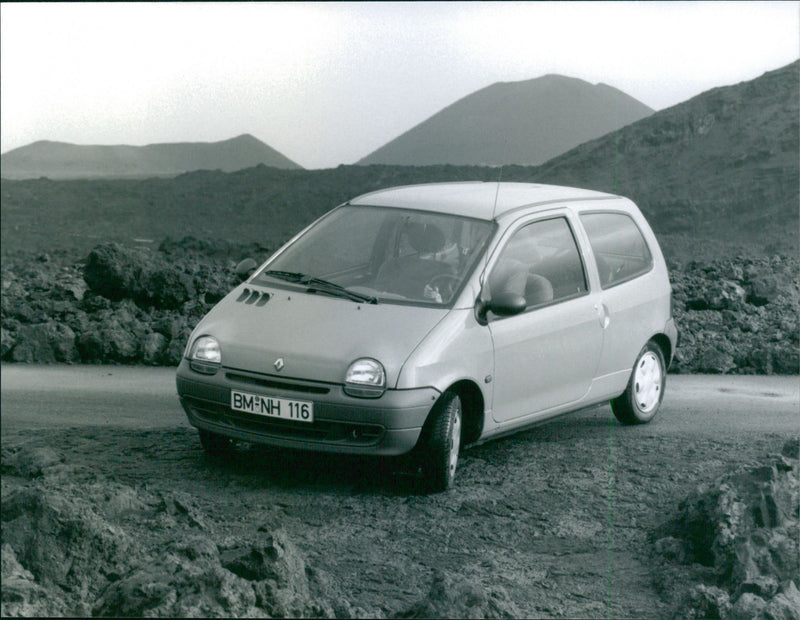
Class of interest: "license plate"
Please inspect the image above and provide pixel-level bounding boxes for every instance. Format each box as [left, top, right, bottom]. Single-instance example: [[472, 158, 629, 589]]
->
[[230, 390, 313, 423]]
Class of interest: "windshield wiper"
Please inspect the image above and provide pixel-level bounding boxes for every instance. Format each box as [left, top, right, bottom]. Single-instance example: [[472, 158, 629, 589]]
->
[[263, 270, 307, 282], [303, 276, 378, 304], [263, 270, 378, 304]]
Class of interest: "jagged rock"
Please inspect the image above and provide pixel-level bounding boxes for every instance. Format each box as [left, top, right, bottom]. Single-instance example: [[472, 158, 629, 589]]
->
[[1, 446, 64, 478], [9, 322, 77, 363], [95, 529, 337, 618], [224, 529, 308, 588], [732, 591, 767, 618], [83, 243, 149, 302], [92, 535, 259, 618], [0, 543, 67, 617], [143, 268, 194, 310], [660, 442, 799, 617], [3, 244, 799, 370], [680, 584, 731, 619], [83, 242, 193, 309], [1, 326, 17, 359], [654, 536, 686, 563], [155, 491, 208, 530], [78, 325, 138, 363], [765, 580, 800, 620], [745, 273, 783, 306], [782, 439, 799, 460], [702, 279, 748, 310], [1, 487, 136, 604], [397, 569, 522, 618], [140, 331, 167, 365], [696, 345, 736, 374]]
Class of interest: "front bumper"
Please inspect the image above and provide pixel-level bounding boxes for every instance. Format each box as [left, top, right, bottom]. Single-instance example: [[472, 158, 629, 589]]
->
[[176, 359, 439, 456]]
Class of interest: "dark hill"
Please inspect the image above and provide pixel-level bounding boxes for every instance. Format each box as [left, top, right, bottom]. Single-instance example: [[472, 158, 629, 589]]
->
[[1, 63, 797, 262], [531, 61, 799, 253], [0, 134, 302, 180], [358, 74, 653, 166]]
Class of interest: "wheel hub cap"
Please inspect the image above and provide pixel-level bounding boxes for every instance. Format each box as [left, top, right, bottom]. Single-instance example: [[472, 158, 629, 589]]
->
[[634, 351, 662, 413]]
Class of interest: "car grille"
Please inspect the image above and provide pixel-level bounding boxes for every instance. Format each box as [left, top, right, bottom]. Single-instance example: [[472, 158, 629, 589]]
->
[[225, 371, 331, 395], [184, 397, 384, 446]]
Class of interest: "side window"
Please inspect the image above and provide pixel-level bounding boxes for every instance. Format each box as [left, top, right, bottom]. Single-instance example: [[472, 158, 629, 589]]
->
[[488, 217, 587, 310], [580, 212, 653, 288]]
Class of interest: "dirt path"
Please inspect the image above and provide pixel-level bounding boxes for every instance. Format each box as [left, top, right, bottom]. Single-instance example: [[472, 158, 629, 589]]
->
[[2, 369, 797, 617]]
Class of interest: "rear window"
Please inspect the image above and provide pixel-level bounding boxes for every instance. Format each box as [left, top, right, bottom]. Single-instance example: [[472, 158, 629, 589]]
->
[[580, 212, 653, 288]]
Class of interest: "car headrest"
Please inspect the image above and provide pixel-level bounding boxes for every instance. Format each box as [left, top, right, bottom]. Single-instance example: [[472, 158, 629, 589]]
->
[[406, 223, 446, 254]]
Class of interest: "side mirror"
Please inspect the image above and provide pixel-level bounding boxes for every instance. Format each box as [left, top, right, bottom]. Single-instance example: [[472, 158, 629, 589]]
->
[[488, 292, 527, 317], [475, 292, 527, 323], [235, 258, 257, 282]]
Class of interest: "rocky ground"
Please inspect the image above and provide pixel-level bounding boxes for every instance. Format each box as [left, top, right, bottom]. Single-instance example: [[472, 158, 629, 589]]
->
[[2, 421, 797, 618], [2, 238, 798, 618], [1, 238, 798, 373]]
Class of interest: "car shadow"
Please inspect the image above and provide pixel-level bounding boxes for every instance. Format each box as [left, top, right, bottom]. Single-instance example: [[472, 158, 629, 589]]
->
[[196, 441, 431, 495]]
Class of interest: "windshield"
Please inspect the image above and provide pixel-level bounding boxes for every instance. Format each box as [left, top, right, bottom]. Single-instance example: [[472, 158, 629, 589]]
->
[[254, 205, 494, 306]]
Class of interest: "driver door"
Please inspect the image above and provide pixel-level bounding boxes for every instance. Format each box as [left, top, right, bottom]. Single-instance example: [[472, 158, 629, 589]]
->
[[487, 214, 604, 423]]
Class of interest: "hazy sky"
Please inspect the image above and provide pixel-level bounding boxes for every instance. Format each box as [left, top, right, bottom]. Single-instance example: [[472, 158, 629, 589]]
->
[[2, 2, 798, 169]]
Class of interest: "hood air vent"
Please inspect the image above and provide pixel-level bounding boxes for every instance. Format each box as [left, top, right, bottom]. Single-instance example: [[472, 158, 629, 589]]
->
[[235, 287, 271, 306]]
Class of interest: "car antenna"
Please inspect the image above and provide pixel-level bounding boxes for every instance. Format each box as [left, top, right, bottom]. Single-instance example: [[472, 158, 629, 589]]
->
[[492, 164, 503, 221], [479, 143, 507, 291]]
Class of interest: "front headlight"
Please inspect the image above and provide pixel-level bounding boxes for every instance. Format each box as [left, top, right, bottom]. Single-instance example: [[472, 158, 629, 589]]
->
[[189, 335, 221, 375], [344, 358, 386, 398]]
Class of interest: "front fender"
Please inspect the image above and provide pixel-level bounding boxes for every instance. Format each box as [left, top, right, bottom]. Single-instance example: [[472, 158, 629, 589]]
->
[[396, 308, 493, 401]]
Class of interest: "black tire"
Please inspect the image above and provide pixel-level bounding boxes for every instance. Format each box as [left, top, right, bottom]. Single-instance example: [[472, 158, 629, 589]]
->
[[198, 429, 235, 455], [418, 391, 462, 493], [611, 341, 666, 425]]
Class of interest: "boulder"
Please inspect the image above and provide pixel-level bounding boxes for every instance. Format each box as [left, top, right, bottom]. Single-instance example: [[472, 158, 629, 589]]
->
[[78, 326, 138, 363], [662, 443, 799, 617], [1, 326, 17, 359], [9, 322, 78, 363], [83, 243, 149, 302], [83, 242, 194, 309], [1, 543, 66, 617], [2, 446, 64, 478], [397, 569, 522, 618], [94, 529, 335, 618], [696, 344, 736, 374], [140, 332, 167, 365], [1, 487, 135, 604], [679, 584, 731, 619]]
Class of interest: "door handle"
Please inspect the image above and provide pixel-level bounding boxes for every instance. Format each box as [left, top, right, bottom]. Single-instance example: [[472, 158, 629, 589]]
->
[[594, 303, 611, 329]]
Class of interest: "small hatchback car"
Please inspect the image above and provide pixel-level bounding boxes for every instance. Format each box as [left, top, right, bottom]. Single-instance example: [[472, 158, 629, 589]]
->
[[177, 182, 677, 491]]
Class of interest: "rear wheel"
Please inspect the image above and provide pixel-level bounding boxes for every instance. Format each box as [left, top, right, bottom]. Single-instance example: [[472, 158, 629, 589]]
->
[[198, 429, 235, 455], [418, 391, 462, 493], [611, 342, 666, 424]]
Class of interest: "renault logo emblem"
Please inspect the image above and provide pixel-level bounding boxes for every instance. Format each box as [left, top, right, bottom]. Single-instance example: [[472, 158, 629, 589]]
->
[[274, 358, 285, 372]]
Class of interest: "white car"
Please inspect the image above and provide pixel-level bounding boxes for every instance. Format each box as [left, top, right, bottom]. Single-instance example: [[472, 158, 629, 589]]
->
[[177, 182, 678, 492]]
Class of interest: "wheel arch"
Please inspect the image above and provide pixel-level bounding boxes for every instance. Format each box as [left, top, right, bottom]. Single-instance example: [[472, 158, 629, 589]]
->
[[650, 333, 673, 368], [445, 379, 485, 445]]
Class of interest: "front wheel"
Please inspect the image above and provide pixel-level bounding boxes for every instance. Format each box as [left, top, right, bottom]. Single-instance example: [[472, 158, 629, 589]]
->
[[418, 392, 462, 493], [611, 342, 666, 425]]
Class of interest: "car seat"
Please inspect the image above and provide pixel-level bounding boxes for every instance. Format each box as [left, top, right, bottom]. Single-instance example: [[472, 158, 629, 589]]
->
[[375, 223, 452, 300]]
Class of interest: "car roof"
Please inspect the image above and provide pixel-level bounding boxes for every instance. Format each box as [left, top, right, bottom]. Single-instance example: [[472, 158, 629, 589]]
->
[[347, 182, 619, 221]]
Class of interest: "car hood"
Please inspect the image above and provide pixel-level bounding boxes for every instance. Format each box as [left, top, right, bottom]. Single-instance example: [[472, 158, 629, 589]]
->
[[194, 284, 450, 388]]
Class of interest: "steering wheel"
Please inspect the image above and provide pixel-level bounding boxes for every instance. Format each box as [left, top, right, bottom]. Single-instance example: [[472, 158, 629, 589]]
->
[[426, 274, 461, 300]]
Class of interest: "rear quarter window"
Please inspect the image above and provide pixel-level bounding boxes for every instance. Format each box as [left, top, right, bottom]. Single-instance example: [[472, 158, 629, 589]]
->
[[580, 212, 653, 288]]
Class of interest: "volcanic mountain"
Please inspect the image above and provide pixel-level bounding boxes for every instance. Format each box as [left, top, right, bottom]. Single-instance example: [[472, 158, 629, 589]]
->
[[531, 60, 799, 253], [1, 62, 797, 260], [0, 134, 302, 180], [358, 74, 654, 166]]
